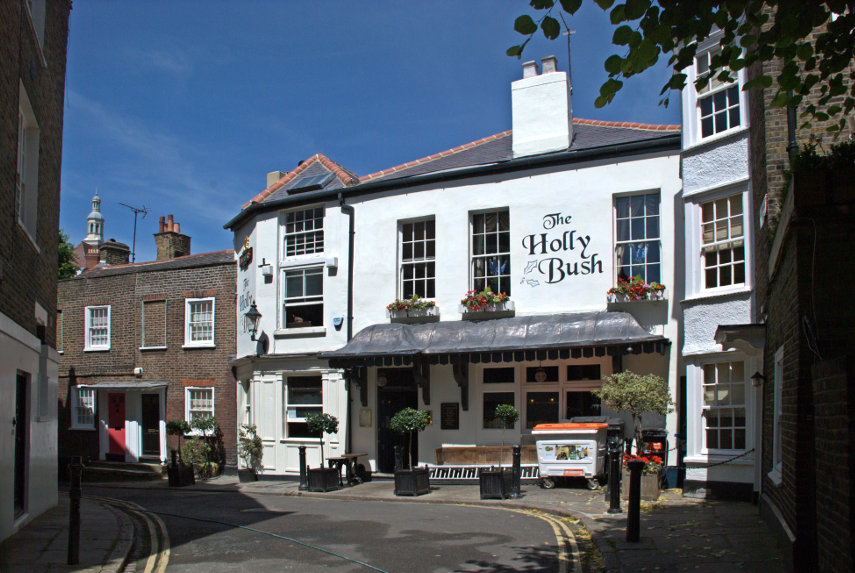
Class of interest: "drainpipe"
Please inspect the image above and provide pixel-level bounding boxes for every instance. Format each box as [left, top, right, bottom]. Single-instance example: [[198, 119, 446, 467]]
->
[[786, 90, 798, 163], [339, 193, 355, 453]]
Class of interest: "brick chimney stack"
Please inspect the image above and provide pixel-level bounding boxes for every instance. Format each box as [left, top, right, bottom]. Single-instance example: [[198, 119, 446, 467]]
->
[[98, 239, 131, 265], [154, 214, 191, 261]]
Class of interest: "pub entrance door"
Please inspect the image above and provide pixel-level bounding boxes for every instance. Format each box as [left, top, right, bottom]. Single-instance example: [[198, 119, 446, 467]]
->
[[377, 369, 418, 473], [107, 393, 126, 461]]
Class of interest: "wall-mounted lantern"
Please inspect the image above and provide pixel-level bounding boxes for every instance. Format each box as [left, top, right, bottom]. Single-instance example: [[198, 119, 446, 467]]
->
[[245, 303, 262, 341]]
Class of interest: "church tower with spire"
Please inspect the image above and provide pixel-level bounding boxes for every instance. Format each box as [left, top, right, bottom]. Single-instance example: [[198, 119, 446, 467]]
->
[[84, 191, 104, 246]]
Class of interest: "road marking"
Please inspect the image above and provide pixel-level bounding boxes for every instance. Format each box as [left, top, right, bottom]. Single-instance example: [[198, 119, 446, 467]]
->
[[85, 495, 170, 573]]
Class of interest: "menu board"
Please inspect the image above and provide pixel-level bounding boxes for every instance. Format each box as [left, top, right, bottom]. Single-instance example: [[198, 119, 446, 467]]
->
[[441, 402, 459, 430]]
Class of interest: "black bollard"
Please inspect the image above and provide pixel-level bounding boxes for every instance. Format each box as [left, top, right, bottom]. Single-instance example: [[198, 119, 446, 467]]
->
[[608, 438, 622, 514], [626, 459, 644, 542], [67, 456, 83, 564], [394, 445, 403, 472], [171, 449, 178, 467], [298, 446, 307, 490], [510, 444, 522, 499]]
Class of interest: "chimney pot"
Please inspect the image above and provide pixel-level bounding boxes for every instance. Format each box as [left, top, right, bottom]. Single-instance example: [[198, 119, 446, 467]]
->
[[522, 60, 538, 78], [542, 55, 558, 74], [267, 171, 286, 188], [174, 222, 180, 233], [159, 216, 165, 233], [167, 214, 174, 231]]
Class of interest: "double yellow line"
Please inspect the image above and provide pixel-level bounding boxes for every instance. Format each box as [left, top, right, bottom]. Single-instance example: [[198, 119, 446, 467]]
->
[[87, 495, 170, 573]]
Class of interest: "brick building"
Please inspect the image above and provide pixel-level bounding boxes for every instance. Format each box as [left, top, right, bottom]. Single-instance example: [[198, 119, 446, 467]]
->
[[748, 11, 855, 572], [0, 0, 71, 541], [57, 215, 239, 471]]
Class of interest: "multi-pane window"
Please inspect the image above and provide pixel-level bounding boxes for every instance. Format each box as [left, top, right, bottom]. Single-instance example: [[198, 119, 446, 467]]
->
[[702, 361, 746, 451], [142, 299, 167, 348], [17, 86, 39, 239], [282, 267, 323, 328], [615, 193, 661, 283], [284, 376, 322, 438], [400, 219, 435, 299], [85, 306, 110, 351], [72, 387, 96, 429], [284, 207, 324, 256], [186, 388, 214, 423], [471, 209, 511, 295], [696, 50, 741, 138], [526, 392, 559, 429], [185, 298, 214, 346], [702, 194, 745, 288]]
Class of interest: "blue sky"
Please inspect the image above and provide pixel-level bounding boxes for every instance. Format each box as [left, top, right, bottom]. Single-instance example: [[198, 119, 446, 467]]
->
[[60, 1, 680, 263]]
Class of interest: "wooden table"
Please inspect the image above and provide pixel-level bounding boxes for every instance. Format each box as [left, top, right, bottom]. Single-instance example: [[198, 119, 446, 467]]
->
[[326, 453, 368, 486]]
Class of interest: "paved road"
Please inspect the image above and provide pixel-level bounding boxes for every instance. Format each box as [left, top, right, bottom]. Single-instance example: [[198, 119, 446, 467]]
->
[[92, 485, 583, 572]]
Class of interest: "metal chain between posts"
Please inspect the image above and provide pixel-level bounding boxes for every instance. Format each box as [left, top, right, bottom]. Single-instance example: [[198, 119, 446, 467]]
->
[[704, 448, 755, 468]]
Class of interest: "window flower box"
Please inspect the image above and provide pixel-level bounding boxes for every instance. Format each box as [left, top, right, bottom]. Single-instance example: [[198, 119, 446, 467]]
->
[[386, 295, 438, 324], [607, 276, 666, 303], [460, 288, 514, 320]]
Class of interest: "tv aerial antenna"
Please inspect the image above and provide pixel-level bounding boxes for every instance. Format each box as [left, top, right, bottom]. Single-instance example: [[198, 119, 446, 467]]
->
[[119, 202, 149, 263]]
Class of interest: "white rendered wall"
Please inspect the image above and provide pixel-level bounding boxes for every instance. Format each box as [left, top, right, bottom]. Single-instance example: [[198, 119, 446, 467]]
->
[[0, 312, 58, 541]]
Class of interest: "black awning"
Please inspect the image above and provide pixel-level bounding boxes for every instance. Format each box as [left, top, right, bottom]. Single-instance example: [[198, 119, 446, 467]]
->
[[321, 311, 667, 363]]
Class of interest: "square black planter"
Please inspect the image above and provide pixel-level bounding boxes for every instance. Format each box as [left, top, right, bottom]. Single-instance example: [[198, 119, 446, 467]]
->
[[307, 467, 341, 492], [479, 468, 511, 499], [167, 464, 195, 487], [238, 469, 258, 483], [394, 467, 431, 496]]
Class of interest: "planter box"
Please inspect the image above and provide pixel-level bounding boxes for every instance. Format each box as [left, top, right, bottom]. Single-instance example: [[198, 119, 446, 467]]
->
[[167, 464, 195, 487], [620, 468, 660, 501], [394, 466, 431, 496], [460, 301, 515, 320], [307, 467, 341, 492], [387, 306, 439, 324], [479, 468, 512, 499], [607, 292, 666, 303], [238, 468, 258, 483]]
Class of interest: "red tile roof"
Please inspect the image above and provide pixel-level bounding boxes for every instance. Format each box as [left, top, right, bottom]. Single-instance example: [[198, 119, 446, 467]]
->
[[242, 154, 359, 208]]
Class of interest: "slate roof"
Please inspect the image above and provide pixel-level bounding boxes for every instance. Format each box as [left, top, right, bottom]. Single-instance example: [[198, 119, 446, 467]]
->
[[67, 250, 234, 280]]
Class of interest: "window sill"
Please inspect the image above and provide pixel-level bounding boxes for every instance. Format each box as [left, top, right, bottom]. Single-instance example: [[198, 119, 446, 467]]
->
[[84, 347, 110, 352], [182, 343, 215, 349], [17, 220, 41, 253], [684, 125, 748, 152], [69, 426, 97, 432], [681, 285, 752, 304], [140, 345, 168, 351], [684, 452, 753, 465], [274, 326, 327, 338]]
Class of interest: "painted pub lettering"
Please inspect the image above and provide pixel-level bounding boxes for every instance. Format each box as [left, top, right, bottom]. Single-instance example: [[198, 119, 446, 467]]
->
[[521, 212, 603, 286]]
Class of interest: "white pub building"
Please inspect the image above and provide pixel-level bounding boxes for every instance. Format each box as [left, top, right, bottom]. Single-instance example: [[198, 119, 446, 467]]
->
[[227, 56, 700, 485]]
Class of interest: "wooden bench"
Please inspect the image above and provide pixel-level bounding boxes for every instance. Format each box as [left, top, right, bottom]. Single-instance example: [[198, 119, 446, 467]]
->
[[434, 446, 538, 466]]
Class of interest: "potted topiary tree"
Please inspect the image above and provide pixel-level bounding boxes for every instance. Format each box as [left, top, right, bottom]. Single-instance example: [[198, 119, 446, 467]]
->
[[389, 407, 431, 496], [594, 370, 673, 501], [480, 403, 519, 499], [237, 424, 263, 482], [189, 416, 221, 479], [165, 420, 194, 487], [304, 412, 341, 492]]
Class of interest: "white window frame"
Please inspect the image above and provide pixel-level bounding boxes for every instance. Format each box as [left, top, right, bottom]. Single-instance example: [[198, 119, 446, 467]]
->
[[280, 266, 324, 330], [695, 48, 742, 139], [185, 387, 215, 426], [184, 297, 215, 348], [614, 192, 662, 284], [84, 305, 111, 351], [470, 208, 511, 295], [70, 387, 97, 430], [701, 193, 745, 290], [283, 375, 323, 439], [769, 346, 784, 485], [399, 218, 436, 300], [701, 360, 748, 453], [24, 0, 46, 57], [283, 207, 325, 257], [17, 83, 40, 247]]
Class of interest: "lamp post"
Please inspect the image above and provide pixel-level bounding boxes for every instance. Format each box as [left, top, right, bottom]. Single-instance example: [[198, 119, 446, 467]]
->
[[245, 303, 262, 341]]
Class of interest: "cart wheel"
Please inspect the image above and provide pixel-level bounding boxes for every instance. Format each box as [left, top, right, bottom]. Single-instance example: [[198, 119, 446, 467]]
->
[[541, 477, 556, 489], [586, 478, 599, 490]]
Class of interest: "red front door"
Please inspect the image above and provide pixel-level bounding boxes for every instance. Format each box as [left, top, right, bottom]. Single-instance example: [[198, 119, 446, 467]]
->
[[108, 393, 126, 459]]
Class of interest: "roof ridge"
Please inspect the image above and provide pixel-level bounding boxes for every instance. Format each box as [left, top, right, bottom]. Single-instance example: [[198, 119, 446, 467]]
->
[[360, 130, 512, 183], [572, 117, 680, 131], [242, 154, 358, 209], [79, 250, 233, 275]]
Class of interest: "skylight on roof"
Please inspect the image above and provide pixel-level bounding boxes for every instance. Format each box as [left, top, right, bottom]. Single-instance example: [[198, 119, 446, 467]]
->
[[288, 172, 334, 194]]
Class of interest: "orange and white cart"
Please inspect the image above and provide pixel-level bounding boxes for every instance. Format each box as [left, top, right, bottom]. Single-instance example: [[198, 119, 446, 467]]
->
[[532, 422, 609, 489]]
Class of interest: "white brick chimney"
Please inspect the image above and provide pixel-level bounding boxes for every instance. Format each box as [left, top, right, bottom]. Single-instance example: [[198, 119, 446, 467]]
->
[[512, 55, 573, 158]]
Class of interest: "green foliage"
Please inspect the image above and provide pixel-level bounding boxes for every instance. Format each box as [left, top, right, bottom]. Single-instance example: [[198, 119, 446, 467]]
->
[[58, 229, 79, 279], [166, 420, 191, 436], [390, 407, 430, 469], [305, 412, 339, 462], [494, 404, 520, 467], [238, 424, 264, 474], [510, 1, 855, 133], [791, 137, 855, 174], [594, 370, 672, 454], [386, 294, 437, 311]]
